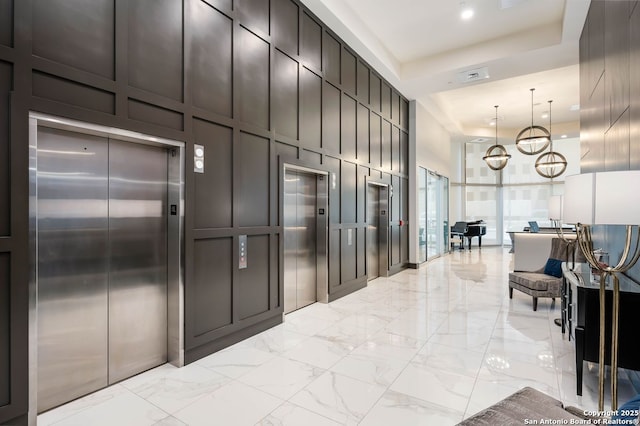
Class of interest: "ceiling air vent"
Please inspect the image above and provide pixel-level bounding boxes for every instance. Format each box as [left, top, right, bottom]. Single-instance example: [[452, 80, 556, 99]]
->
[[499, 0, 527, 9], [456, 67, 490, 84]]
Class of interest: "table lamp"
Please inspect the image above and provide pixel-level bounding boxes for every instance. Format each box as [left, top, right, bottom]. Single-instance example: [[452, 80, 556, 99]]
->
[[563, 171, 640, 411]]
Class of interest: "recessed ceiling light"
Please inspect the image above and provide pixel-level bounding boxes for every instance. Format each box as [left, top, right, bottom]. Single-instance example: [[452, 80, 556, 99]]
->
[[460, 2, 474, 20], [470, 137, 489, 143], [561, 134, 567, 138], [541, 112, 549, 119]]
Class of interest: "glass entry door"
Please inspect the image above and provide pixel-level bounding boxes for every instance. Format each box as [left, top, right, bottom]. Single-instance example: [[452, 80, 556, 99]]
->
[[418, 168, 449, 263]]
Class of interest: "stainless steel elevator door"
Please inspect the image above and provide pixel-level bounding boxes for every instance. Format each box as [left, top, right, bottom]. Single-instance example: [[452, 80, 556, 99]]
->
[[283, 170, 317, 314], [108, 140, 168, 383], [37, 129, 168, 413], [367, 185, 380, 280], [37, 128, 110, 413]]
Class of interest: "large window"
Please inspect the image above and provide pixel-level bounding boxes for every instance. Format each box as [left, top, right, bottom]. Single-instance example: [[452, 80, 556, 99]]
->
[[453, 137, 580, 246]]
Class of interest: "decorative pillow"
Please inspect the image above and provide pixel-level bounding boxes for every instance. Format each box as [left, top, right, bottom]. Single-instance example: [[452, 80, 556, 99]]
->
[[611, 393, 640, 424], [544, 258, 563, 278]]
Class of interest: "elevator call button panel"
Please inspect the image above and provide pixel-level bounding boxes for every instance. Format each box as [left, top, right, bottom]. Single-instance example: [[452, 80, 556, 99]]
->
[[239, 235, 247, 269]]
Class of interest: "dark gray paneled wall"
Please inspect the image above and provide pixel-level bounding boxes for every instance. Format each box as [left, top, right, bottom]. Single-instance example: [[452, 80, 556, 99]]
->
[[579, 0, 640, 283], [0, 0, 410, 422]]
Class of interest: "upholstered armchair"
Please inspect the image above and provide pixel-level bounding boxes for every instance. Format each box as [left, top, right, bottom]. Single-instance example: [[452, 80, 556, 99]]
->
[[509, 236, 574, 311]]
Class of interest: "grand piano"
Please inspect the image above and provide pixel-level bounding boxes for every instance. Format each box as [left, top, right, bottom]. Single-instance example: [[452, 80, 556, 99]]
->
[[451, 220, 486, 250]]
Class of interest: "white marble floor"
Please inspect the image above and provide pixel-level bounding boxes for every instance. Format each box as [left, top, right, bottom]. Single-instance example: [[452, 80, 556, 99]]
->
[[38, 247, 636, 425]]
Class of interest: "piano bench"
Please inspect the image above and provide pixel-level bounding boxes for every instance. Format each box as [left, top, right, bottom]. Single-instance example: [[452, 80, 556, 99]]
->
[[450, 237, 463, 251]]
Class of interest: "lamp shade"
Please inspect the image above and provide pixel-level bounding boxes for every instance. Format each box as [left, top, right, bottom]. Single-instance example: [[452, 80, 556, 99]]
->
[[594, 170, 640, 225], [563, 173, 595, 224], [563, 171, 640, 225], [548, 195, 563, 221]]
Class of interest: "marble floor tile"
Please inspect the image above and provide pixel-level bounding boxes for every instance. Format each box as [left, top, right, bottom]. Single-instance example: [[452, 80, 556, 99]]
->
[[329, 352, 409, 387], [172, 381, 283, 426], [40, 247, 637, 425], [257, 402, 341, 426], [37, 384, 169, 426], [238, 355, 325, 400], [153, 416, 187, 426], [120, 363, 231, 414], [289, 371, 386, 424], [196, 346, 276, 379], [415, 342, 485, 377], [283, 336, 353, 369], [360, 389, 465, 426], [235, 326, 310, 354], [351, 331, 425, 362], [390, 362, 477, 411]]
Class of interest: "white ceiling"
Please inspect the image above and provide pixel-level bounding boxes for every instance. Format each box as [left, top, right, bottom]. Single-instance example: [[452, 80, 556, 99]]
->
[[299, 0, 591, 143]]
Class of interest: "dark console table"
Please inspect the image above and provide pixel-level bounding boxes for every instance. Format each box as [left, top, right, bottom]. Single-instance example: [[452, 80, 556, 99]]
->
[[562, 264, 640, 396]]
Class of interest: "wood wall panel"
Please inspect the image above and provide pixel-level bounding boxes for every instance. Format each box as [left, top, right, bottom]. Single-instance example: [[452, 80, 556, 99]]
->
[[400, 131, 408, 175], [301, 13, 321, 70], [588, 75, 606, 172], [193, 238, 232, 336], [0, 62, 10, 237], [631, 4, 640, 169], [341, 161, 356, 223], [33, 71, 115, 114], [381, 82, 391, 119], [238, 235, 270, 319], [239, 0, 270, 35], [325, 156, 341, 224], [401, 100, 409, 130], [322, 82, 340, 153], [300, 67, 321, 149], [329, 229, 340, 288], [356, 104, 369, 163], [391, 92, 400, 126], [392, 126, 400, 172], [33, 0, 114, 79], [381, 119, 391, 170], [237, 132, 269, 227], [580, 0, 640, 283], [605, 0, 629, 126], [605, 109, 630, 171], [357, 61, 369, 104], [237, 27, 270, 129], [273, 51, 299, 140], [341, 94, 356, 159], [193, 119, 233, 229], [370, 112, 381, 167], [190, 0, 233, 118], [370, 74, 381, 112], [1, 0, 412, 419], [357, 166, 368, 223], [340, 228, 356, 282], [356, 228, 365, 278], [0, 0, 12, 48], [128, 99, 183, 130], [0, 253, 8, 406], [275, 141, 298, 161], [273, 0, 299, 55], [207, 0, 232, 12], [129, 0, 183, 100], [588, 1, 605, 97], [323, 32, 340, 84], [392, 175, 400, 222], [341, 48, 356, 95]]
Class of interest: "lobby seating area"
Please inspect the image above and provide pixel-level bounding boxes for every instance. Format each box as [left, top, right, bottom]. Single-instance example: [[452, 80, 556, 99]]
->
[[508, 234, 576, 311], [37, 247, 637, 425]]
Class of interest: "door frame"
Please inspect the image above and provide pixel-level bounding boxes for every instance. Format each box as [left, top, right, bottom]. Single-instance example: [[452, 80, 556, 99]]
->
[[367, 181, 390, 279], [280, 161, 329, 311], [27, 112, 185, 421]]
